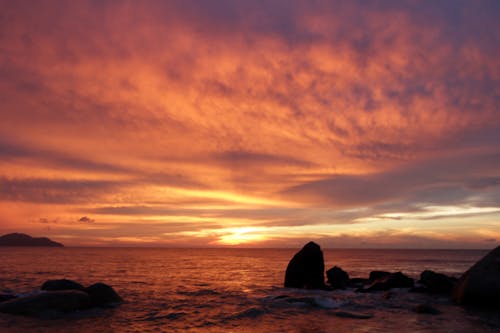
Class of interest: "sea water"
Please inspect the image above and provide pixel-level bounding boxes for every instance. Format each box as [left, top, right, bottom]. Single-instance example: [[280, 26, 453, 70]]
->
[[0, 247, 497, 332]]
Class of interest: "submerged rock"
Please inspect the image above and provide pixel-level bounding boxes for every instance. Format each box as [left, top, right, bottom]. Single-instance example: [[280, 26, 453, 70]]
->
[[419, 270, 457, 294], [358, 272, 414, 292], [452, 245, 500, 307], [41, 279, 85, 292], [326, 266, 349, 289], [0, 290, 90, 315], [86, 283, 123, 307], [284, 242, 325, 289]]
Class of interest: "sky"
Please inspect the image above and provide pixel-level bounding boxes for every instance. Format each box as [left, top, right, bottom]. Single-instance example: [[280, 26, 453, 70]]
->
[[0, 0, 499, 248]]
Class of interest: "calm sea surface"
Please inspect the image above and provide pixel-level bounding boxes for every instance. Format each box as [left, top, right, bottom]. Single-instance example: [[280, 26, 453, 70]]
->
[[0, 247, 497, 332]]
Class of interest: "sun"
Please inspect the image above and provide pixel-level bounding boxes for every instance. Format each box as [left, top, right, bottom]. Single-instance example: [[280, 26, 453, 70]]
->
[[216, 227, 267, 246]]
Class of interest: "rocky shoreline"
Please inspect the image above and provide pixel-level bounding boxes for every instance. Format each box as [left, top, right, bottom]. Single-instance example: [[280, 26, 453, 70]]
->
[[285, 242, 500, 310]]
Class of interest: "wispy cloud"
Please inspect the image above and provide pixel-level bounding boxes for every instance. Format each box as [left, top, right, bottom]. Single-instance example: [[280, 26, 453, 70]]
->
[[0, 0, 498, 247]]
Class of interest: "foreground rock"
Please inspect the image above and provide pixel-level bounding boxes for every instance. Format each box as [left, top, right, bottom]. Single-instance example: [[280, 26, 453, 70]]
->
[[369, 271, 391, 282], [326, 266, 349, 289], [413, 303, 441, 315], [0, 280, 122, 316], [0, 233, 63, 247], [0, 294, 16, 303], [41, 279, 85, 292], [358, 272, 414, 292], [452, 245, 500, 307], [0, 290, 90, 315], [86, 283, 123, 307], [419, 270, 457, 294], [284, 242, 325, 289]]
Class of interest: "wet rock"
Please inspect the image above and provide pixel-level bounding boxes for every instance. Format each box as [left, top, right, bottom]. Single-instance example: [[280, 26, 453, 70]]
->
[[419, 270, 457, 294], [41, 279, 85, 292], [358, 272, 414, 292], [284, 241, 325, 289], [452, 245, 500, 307], [326, 266, 349, 289], [331, 311, 373, 319], [0, 290, 90, 315], [409, 286, 429, 293], [85, 283, 123, 307], [0, 294, 16, 303], [348, 277, 369, 288], [369, 271, 391, 281], [414, 303, 441, 315]]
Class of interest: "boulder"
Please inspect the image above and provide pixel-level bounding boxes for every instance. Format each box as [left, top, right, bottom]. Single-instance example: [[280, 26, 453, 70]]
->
[[369, 271, 391, 281], [348, 278, 369, 288], [326, 266, 349, 289], [85, 283, 123, 307], [452, 245, 500, 307], [414, 303, 441, 315], [284, 242, 325, 289], [419, 270, 457, 294], [41, 279, 85, 292], [358, 272, 414, 292], [0, 290, 90, 315], [0, 294, 16, 303]]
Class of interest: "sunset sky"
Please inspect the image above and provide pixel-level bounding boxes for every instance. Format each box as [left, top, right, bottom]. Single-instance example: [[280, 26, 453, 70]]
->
[[0, 0, 499, 248]]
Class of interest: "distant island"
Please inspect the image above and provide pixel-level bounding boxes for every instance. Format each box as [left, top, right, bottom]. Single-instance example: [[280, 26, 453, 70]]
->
[[0, 233, 64, 247]]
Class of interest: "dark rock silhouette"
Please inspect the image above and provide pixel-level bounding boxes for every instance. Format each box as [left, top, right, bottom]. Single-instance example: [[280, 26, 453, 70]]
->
[[86, 283, 123, 307], [41, 279, 85, 292], [0, 294, 16, 303], [358, 272, 414, 292], [0, 290, 90, 315], [418, 270, 457, 294], [369, 271, 391, 281], [452, 245, 500, 307], [0, 233, 63, 247], [326, 266, 349, 289], [284, 241, 325, 289], [347, 277, 369, 288], [413, 303, 441, 315], [0, 280, 123, 316]]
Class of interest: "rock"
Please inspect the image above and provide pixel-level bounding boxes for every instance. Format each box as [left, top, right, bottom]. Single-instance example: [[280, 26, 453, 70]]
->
[[0, 294, 16, 303], [419, 270, 457, 294], [284, 242, 325, 289], [358, 272, 414, 292], [369, 271, 391, 281], [348, 278, 369, 288], [414, 303, 441, 315], [326, 266, 349, 289], [409, 286, 429, 293], [41, 279, 85, 292], [331, 311, 373, 319], [0, 290, 90, 315], [85, 283, 123, 307], [452, 245, 500, 307]]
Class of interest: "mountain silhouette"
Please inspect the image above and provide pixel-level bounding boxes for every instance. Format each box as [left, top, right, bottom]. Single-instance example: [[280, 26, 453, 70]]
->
[[0, 233, 64, 247]]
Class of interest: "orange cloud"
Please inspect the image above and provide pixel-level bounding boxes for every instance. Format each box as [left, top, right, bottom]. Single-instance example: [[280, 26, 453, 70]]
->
[[0, 1, 499, 247]]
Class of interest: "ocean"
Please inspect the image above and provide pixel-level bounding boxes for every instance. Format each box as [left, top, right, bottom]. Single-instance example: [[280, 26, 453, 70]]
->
[[0, 247, 498, 332]]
